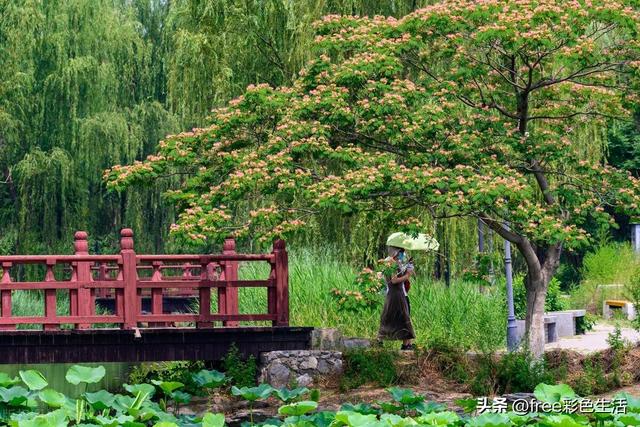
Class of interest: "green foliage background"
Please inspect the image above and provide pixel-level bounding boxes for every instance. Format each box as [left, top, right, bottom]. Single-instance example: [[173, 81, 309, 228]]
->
[[0, 0, 451, 257], [0, 0, 633, 281]]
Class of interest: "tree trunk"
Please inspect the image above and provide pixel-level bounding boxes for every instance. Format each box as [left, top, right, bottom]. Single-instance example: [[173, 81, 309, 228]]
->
[[524, 272, 549, 357]]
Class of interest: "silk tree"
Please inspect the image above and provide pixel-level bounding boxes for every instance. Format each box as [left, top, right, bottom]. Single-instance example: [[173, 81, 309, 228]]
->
[[107, 0, 640, 356]]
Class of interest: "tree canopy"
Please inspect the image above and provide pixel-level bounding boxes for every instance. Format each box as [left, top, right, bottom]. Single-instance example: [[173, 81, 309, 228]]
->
[[0, 0, 437, 256], [107, 0, 640, 354]]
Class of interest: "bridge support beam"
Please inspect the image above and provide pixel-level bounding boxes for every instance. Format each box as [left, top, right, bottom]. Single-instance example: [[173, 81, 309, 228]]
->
[[0, 326, 311, 364]]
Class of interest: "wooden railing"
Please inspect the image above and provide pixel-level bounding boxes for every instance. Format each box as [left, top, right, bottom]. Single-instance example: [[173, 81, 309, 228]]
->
[[0, 229, 289, 330]]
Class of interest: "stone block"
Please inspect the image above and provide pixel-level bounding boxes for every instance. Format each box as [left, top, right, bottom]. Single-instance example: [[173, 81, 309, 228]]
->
[[311, 328, 344, 350], [343, 338, 371, 350], [258, 349, 343, 388], [296, 373, 313, 387]]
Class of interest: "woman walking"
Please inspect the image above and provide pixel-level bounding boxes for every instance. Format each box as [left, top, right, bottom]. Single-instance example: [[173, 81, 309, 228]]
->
[[377, 244, 416, 350]]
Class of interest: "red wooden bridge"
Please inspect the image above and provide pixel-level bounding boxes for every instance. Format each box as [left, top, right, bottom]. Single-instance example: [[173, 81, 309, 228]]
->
[[0, 229, 311, 364]]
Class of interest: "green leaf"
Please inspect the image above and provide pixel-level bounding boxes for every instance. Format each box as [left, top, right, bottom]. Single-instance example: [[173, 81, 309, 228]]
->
[[124, 383, 155, 398], [387, 387, 424, 405], [378, 401, 404, 414], [19, 370, 48, 391], [538, 414, 587, 427], [38, 389, 67, 408], [534, 383, 577, 403], [278, 400, 318, 416], [150, 380, 184, 395], [94, 414, 134, 427], [414, 401, 446, 415], [466, 412, 511, 427], [230, 384, 273, 401], [274, 387, 309, 403], [84, 390, 116, 410], [170, 390, 191, 404], [192, 370, 226, 388], [339, 403, 379, 415], [417, 411, 460, 426], [65, 365, 106, 385], [202, 413, 226, 427], [152, 423, 178, 427], [616, 413, 640, 426], [0, 372, 21, 387], [16, 408, 68, 427], [380, 413, 417, 427], [0, 385, 30, 406], [334, 411, 379, 427], [454, 398, 477, 414]]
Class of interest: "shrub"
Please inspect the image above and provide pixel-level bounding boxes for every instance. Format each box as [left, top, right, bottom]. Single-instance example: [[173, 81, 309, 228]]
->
[[625, 269, 640, 331], [128, 361, 204, 394], [469, 350, 553, 396], [340, 348, 399, 390], [607, 325, 631, 388], [572, 358, 609, 396], [582, 243, 638, 285], [423, 338, 470, 385], [495, 350, 554, 394], [222, 344, 257, 388]]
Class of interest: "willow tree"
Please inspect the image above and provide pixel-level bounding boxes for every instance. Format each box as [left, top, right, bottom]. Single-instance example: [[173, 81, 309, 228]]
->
[[109, 0, 640, 355], [163, 0, 435, 127], [0, 0, 180, 252]]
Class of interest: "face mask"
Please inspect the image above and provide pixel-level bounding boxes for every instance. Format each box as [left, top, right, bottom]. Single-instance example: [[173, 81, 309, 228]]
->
[[397, 251, 405, 262]]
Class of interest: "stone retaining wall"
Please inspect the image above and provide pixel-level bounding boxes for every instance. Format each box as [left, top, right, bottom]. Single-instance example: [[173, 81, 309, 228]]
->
[[258, 350, 343, 388]]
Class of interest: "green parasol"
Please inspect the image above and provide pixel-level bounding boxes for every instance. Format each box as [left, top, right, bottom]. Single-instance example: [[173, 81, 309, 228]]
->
[[386, 232, 439, 251]]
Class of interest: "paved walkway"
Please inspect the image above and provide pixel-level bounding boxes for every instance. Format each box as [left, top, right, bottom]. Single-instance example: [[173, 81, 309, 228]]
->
[[545, 323, 640, 354]]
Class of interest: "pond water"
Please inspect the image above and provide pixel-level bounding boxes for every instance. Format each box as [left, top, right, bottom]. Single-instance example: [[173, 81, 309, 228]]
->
[[0, 362, 134, 396]]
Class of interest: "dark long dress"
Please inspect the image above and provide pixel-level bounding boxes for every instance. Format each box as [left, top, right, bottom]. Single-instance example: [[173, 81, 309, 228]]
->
[[377, 278, 415, 341]]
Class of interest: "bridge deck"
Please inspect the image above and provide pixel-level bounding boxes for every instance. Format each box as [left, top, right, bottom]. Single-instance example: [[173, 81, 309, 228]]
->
[[0, 326, 312, 364]]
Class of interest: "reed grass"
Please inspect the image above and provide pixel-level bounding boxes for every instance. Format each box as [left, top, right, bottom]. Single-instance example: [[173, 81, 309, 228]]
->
[[238, 246, 506, 350]]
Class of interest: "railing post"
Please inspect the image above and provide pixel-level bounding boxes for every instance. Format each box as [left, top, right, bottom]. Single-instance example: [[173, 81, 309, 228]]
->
[[197, 257, 212, 328], [150, 261, 165, 327], [44, 259, 58, 330], [272, 239, 289, 326], [222, 238, 239, 327], [267, 257, 277, 323], [120, 229, 138, 329], [74, 231, 93, 329], [0, 262, 14, 330]]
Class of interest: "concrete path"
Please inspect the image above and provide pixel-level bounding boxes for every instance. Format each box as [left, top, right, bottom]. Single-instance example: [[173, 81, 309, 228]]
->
[[545, 323, 640, 354]]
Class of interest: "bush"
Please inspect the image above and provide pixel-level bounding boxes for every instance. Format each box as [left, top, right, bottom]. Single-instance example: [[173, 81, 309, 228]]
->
[[340, 348, 399, 390], [424, 338, 471, 384], [495, 350, 554, 394], [469, 350, 554, 396], [582, 243, 638, 285], [572, 358, 609, 396], [510, 275, 565, 319], [569, 244, 639, 312], [625, 269, 640, 331], [222, 344, 257, 388], [128, 361, 205, 394]]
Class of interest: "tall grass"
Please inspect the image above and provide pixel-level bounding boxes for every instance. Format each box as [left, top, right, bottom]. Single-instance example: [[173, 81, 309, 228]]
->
[[239, 246, 506, 351], [569, 243, 640, 312]]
